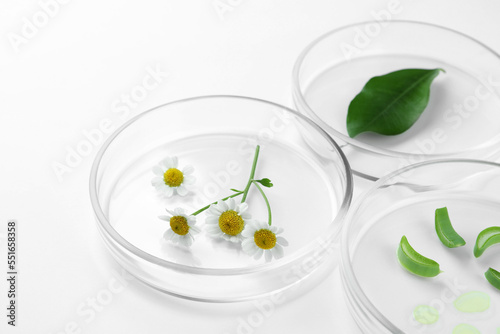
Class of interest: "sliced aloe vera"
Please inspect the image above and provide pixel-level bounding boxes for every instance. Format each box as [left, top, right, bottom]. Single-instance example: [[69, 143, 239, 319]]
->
[[397, 236, 442, 277], [473, 226, 500, 257], [485, 267, 500, 291], [435, 207, 466, 248]]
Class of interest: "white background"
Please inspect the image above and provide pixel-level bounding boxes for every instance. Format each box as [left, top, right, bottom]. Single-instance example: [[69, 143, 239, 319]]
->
[[1, 0, 500, 333]]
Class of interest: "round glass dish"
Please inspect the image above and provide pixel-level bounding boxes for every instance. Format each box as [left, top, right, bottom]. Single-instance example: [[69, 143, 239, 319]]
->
[[293, 21, 500, 181], [341, 160, 500, 333], [89, 95, 352, 302]]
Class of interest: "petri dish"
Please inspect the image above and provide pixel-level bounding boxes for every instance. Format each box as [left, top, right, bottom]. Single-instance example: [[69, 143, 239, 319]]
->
[[293, 21, 500, 180], [89, 95, 352, 302], [341, 160, 500, 333]]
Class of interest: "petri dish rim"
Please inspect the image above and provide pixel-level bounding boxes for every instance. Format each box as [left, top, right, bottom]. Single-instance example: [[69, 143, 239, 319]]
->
[[340, 158, 500, 333], [89, 95, 353, 277], [292, 20, 500, 160]]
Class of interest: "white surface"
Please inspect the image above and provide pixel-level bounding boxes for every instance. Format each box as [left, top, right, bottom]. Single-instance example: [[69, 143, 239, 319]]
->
[[1, 0, 500, 333]]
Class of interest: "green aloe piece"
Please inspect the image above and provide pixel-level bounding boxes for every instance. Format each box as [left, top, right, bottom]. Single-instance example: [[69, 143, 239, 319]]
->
[[473, 226, 500, 258], [452, 324, 480, 334], [346, 68, 444, 137], [397, 236, 442, 278], [485, 267, 500, 291], [435, 207, 466, 248], [453, 291, 490, 313]]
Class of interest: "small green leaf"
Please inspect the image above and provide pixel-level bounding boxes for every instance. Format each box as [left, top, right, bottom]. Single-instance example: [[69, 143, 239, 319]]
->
[[230, 188, 242, 192], [347, 68, 444, 137], [254, 178, 273, 188]]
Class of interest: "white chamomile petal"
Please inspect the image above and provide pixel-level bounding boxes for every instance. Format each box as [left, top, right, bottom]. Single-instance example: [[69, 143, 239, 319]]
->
[[176, 185, 189, 196], [272, 244, 284, 259], [240, 212, 252, 220], [226, 198, 236, 211], [232, 235, 243, 243], [171, 234, 180, 243], [187, 216, 197, 225], [206, 216, 218, 225], [241, 238, 254, 250], [208, 205, 222, 216], [265, 250, 272, 262], [270, 225, 279, 233], [238, 202, 249, 214], [164, 229, 175, 240], [164, 186, 174, 197], [218, 200, 229, 212], [241, 229, 252, 238], [151, 177, 163, 185], [152, 166, 164, 176], [276, 236, 288, 246], [253, 248, 264, 260], [183, 176, 196, 185], [161, 157, 174, 168], [180, 236, 192, 248], [242, 239, 259, 256], [165, 208, 176, 216], [206, 230, 221, 238], [183, 165, 194, 175]]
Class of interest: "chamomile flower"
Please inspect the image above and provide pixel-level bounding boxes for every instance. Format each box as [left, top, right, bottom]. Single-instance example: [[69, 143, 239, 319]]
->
[[159, 208, 200, 247], [151, 156, 195, 197], [242, 221, 288, 262], [205, 198, 252, 243]]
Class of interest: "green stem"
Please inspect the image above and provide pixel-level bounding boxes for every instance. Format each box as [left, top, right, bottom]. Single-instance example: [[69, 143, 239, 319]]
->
[[252, 181, 272, 226], [241, 145, 260, 203], [190, 191, 244, 216]]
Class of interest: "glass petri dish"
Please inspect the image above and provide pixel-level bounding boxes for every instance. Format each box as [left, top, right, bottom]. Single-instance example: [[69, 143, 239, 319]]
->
[[341, 160, 500, 333], [293, 21, 500, 181], [89, 95, 352, 302]]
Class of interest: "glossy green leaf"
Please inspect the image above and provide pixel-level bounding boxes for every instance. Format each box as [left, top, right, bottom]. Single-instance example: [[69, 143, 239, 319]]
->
[[347, 68, 444, 137], [397, 235, 442, 277], [474, 226, 500, 257], [435, 207, 466, 248], [485, 267, 500, 290], [254, 178, 273, 188]]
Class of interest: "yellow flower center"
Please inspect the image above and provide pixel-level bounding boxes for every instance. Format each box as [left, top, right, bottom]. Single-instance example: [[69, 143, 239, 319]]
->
[[254, 229, 277, 250], [218, 210, 245, 236], [170, 216, 190, 236], [163, 168, 184, 187]]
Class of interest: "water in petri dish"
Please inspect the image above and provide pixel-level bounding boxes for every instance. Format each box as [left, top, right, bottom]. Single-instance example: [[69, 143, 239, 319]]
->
[[106, 134, 341, 269]]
